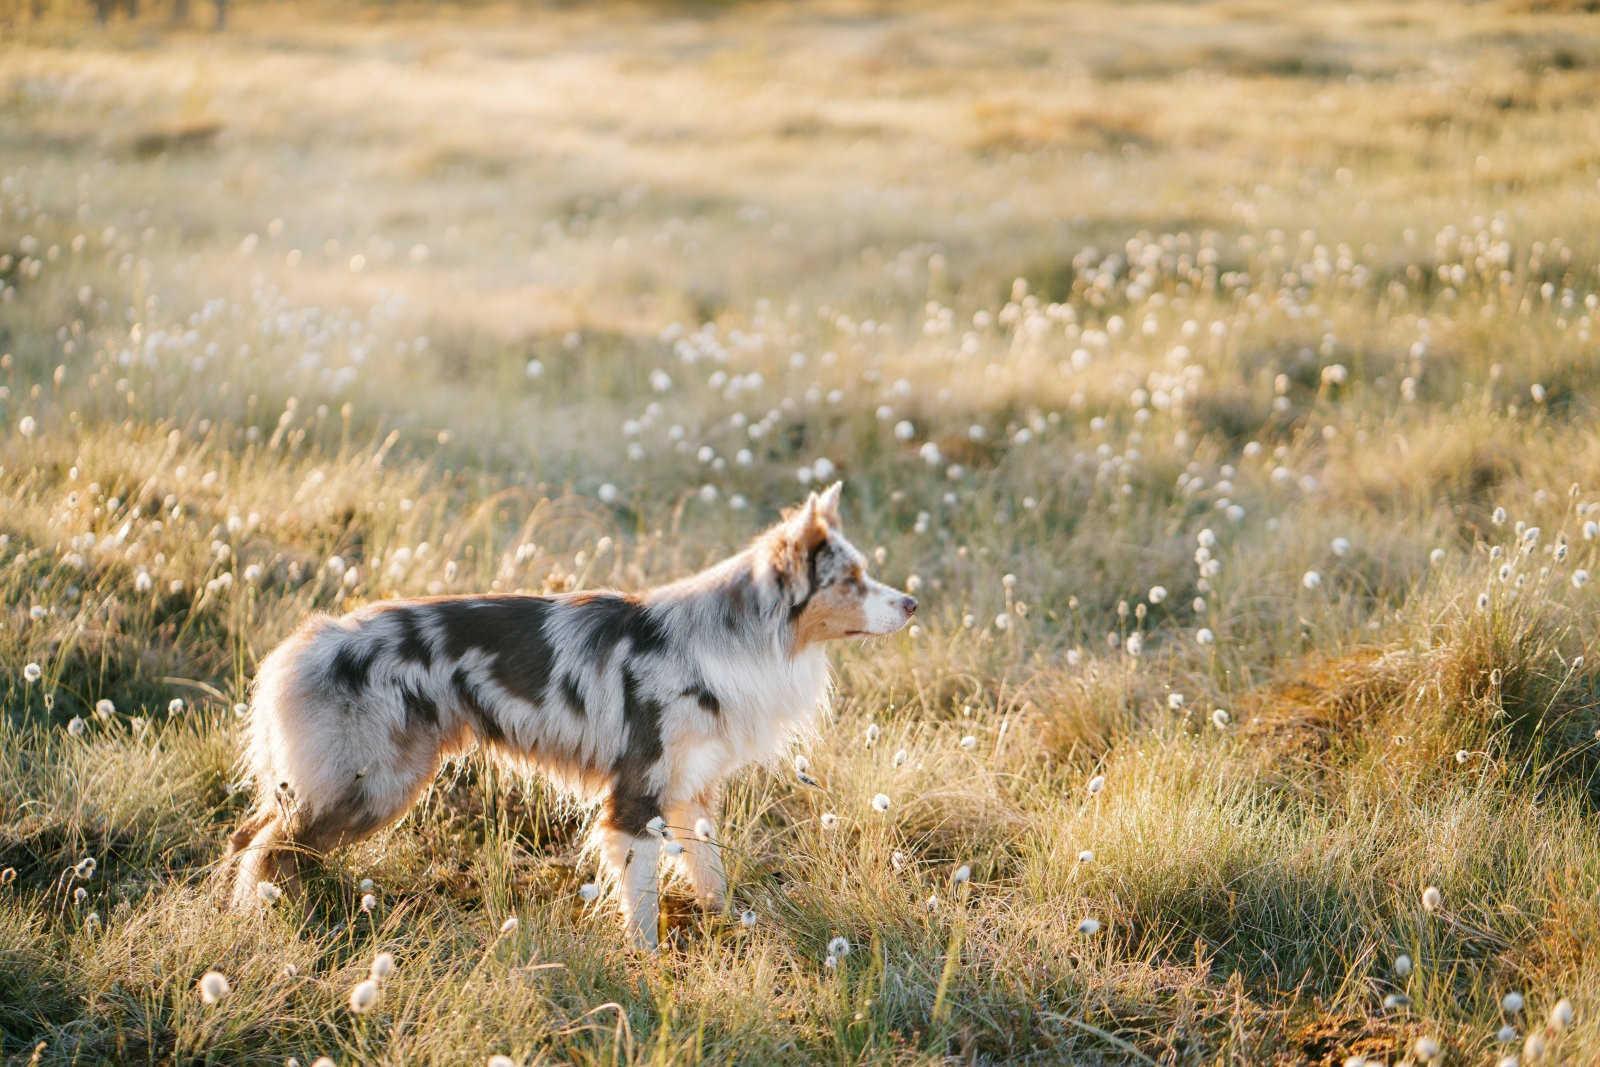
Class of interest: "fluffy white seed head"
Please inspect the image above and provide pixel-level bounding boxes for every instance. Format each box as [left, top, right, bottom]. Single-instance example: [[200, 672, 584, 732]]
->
[[1077, 918, 1101, 935], [198, 970, 230, 1004], [871, 793, 891, 813], [1393, 954, 1412, 977], [827, 935, 851, 958], [1421, 885, 1442, 912], [578, 882, 600, 902], [349, 979, 380, 1013], [1502, 991, 1524, 1014], [370, 952, 395, 981]]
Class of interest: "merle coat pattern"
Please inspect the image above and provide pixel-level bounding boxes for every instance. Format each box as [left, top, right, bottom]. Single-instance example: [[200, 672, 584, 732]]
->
[[227, 483, 916, 947]]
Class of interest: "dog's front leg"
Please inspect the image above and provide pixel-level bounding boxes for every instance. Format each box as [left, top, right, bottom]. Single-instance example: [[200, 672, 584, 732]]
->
[[600, 824, 660, 950], [667, 792, 727, 913]]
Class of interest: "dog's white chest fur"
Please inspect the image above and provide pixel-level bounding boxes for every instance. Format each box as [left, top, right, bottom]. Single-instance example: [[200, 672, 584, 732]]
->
[[664, 645, 829, 803]]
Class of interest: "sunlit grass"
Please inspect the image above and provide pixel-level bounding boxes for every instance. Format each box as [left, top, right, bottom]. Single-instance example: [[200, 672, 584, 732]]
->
[[3, 1, 1600, 1062]]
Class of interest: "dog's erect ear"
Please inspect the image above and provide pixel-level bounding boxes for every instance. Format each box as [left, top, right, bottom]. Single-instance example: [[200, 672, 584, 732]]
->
[[783, 490, 829, 544], [769, 491, 830, 585], [816, 481, 843, 527]]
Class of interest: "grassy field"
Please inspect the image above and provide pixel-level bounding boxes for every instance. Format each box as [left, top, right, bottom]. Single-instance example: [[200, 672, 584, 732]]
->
[[5, 1, 1600, 1062]]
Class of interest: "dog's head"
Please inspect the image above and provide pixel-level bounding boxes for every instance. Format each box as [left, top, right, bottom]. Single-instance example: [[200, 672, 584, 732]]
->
[[765, 481, 917, 650]]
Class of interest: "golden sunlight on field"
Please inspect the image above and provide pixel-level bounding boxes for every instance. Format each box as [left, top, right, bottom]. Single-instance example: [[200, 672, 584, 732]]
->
[[4, 1, 1600, 1063]]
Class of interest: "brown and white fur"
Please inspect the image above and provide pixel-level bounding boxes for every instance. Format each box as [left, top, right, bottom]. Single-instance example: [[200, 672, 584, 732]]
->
[[226, 482, 915, 948]]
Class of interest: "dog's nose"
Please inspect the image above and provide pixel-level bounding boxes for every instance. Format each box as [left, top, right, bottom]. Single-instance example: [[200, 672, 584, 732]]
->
[[901, 595, 918, 616]]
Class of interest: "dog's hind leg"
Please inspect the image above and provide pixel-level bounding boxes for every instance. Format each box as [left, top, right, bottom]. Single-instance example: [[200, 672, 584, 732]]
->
[[230, 812, 298, 909], [225, 806, 274, 858]]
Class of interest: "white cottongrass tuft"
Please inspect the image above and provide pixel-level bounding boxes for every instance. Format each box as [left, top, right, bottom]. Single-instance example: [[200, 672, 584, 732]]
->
[[892, 748, 908, 768], [1497, 1024, 1517, 1043], [23, 663, 42, 683], [256, 880, 282, 904], [871, 793, 891, 813], [959, 734, 977, 750], [67, 717, 86, 737], [1078, 849, 1095, 864], [1413, 1036, 1440, 1062], [1196, 627, 1215, 646], [349, 978, 380, 1013], [1550, 997, 1574, 1030], [1087, 774, 1106, 795], [1524, 1032, 1547, 1060], [1502, 991, 1524, 1014], [360, 893, 378, 913], [1212, 708, 1231, 729], [1421, 885, 1442, 912], [1331, 537, 1351, 557], [820, 812, 839, 830], [1077, 917, 1101, 935], [1393, 954, 1412, 977], [370, 952, 395, 981], [740, 909, 758, 928], [198, 970, 230, 1004], [694, 817, 715, 841], [500, 916, 518, 933], [1302, 570, 1322, 590], [578, 882, 600, 902], [1148, 585, 1167, 604], [951, 864, 971, 885], [827, 935, 851, 958], [488, 1056, 516, 1067]]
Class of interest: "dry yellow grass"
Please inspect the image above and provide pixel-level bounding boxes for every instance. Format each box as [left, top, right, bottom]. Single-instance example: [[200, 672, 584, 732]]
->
[[4, 1, 1600, 1063]]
